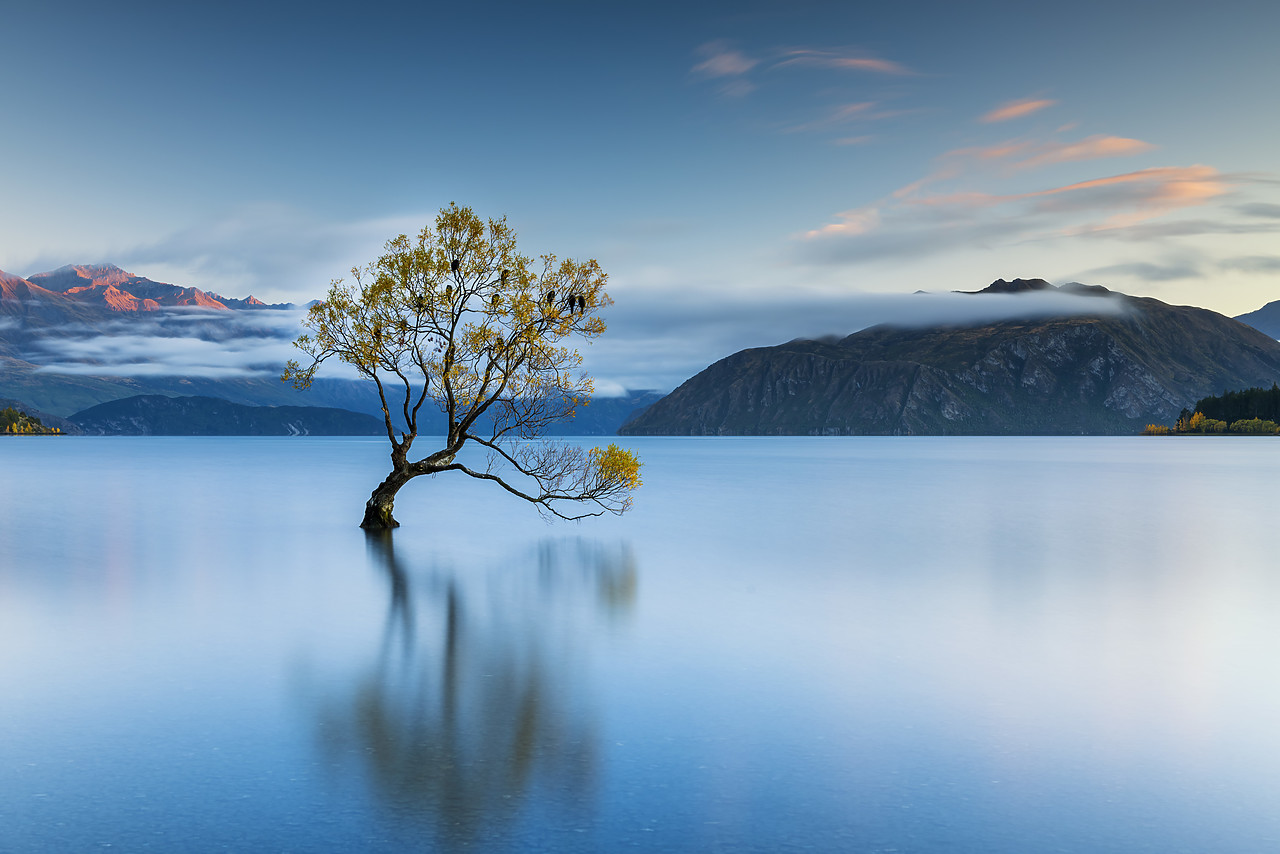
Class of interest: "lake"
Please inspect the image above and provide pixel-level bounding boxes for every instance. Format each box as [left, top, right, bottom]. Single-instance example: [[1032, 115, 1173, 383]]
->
[[2, 436, 1279, 852]]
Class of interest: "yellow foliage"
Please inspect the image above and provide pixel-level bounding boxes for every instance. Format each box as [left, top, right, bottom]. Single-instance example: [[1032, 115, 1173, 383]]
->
[[282, 203, 641, 525], [590, 443, 643, 490]]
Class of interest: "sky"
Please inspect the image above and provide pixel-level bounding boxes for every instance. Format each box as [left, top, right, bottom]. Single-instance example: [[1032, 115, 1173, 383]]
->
[[3, 0, 1279, 392]]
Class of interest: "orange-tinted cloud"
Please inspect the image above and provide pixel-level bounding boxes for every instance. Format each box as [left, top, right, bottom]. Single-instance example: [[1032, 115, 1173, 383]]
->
[[1017, 136, 1157, 170], [1032, 165, 1224, 205], [801, 164, 1230, 253], [939, 135, 1156, 172], [980, 98, 1057, 123], [803, 207, 881, 238], [775, 49, 915, 76]]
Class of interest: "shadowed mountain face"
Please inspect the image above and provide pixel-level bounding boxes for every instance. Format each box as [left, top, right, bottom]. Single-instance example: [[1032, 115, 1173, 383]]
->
[[620, 280, 1280, 436], [1235, 300, 1280, 340], [69, 394, 388, 436]]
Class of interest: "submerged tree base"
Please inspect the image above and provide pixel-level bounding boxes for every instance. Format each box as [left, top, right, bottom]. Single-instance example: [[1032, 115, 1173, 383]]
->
[[360, 477, 406, 529], [360, 507, 400, 529]]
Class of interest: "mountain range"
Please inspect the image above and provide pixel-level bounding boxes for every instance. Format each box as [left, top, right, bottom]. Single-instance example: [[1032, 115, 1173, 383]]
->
[[621, 279, 1280, 436], [69, 395, 387, 436], [0, 263, 658, 435], [0, 263, 290, 317]]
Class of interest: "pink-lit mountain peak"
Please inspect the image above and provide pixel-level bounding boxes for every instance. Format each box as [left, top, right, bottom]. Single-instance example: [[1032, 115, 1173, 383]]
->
[[29, 263, 135, 291], [27, 264, 230, 311], [4, 264, 292, 314]]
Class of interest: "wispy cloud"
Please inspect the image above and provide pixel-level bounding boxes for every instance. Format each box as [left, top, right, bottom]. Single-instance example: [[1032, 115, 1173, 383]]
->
[[1079, 218, 1279, 242], [1077, 261, 1204, 282], [783, 102, 878, 133], [774, 48, 915, 76], [980, 98, 1057, 123], [1027, 166, 1227, 225], [1236, 202, 1280, 219], [1011, 136, 1156, 171], [692, 41, 757, 77], [691, 40, 759, 96], [883, 133, 1159, 207], [67, 205, 423, 304], [798, 164, 1233, 264], [1219, 255, 1280, 274], [690, 41, 914, 109]]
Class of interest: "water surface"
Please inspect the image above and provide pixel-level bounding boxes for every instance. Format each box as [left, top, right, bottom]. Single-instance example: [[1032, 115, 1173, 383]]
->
[[2, 436, 1279, 852]]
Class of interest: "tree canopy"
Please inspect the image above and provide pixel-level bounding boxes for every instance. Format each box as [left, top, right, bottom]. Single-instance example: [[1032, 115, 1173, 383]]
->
[[283, 203, 641, 528]]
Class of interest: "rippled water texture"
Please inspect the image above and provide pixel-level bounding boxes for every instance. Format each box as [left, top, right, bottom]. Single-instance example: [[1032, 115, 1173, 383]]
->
[[2, 436, 1280, 852]]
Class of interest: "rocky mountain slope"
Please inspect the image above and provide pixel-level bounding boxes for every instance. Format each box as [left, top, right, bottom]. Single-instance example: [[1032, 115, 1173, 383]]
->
[[620, 279, 1280, 436], [21, 264, 289, 313]]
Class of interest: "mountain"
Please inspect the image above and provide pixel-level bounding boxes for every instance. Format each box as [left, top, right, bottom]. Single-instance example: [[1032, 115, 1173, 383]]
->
[[620, 279, 1280, 436], [1235, 300, 1280, 340], [26, 264, 292, 312], [69, 395, 387, 436], [2, 263, 663, 435], [0, 398, 80, 434]]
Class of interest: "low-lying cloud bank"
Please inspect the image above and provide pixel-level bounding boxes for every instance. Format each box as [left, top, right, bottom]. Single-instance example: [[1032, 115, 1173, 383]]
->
[[27, 308, 311, 379], [16, 287, 1127, 395], [583, 286, 1128, 392]]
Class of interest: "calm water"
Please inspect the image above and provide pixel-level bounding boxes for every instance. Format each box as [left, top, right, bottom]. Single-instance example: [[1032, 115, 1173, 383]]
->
[[2, 436, 1280, 852]]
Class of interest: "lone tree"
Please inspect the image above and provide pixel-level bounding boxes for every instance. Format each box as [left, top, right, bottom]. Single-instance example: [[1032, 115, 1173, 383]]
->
[[283, 203, 641, 528]]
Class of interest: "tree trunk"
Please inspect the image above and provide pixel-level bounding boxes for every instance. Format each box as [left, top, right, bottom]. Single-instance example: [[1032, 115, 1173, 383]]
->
[[361, 469, 413, 529]]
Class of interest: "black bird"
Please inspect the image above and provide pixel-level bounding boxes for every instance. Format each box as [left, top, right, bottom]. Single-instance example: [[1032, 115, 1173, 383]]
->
[[545, 290, 555, 308], [450, 258, 460, 273], [577, 295, 586, 314]]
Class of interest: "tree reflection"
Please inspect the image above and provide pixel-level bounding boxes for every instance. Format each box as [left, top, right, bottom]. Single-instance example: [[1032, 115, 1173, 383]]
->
[[316, 531, 637, 848]]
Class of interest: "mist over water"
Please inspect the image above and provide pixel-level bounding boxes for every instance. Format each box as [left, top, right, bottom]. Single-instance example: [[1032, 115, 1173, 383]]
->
[[2, 436, 1279, 852]]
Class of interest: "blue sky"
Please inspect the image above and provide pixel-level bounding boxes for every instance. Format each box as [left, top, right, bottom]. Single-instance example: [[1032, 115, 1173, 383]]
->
[[3, 1, 1279, 391]]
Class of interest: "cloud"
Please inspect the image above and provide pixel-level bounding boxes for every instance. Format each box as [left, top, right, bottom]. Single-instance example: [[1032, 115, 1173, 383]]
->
[[1236, 202, 1280, 219], [797, 164, 1233, 265], [1077, 261, 1204, 282], [94, 205, 420, 304], [980, 98, 1057, 123], [587, 286, 1128, 391], [1078, 218, 1280, 241], [1028, 166, 1227, 225], [692, 40, 758, 96], [882, 133, 1159, 211], [783, 102, 877, 133], [775, 49, 915, 76], [22, 307, 313, 379], [1011, 136, 1156, 171], [804, 208, 881, 239], [692, 40, 758, 78], [1219, 255, 1280, 274]]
